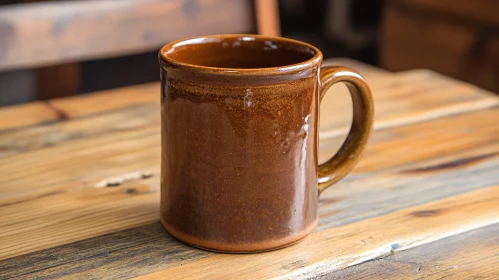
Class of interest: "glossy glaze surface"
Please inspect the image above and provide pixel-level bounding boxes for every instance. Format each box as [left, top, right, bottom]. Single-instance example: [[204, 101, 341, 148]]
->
[[159, 34, 374, 252], [164, 36, 314, 69]]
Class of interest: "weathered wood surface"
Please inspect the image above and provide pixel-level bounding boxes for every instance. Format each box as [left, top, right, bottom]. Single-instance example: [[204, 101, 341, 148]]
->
[[326, 223, 499, 279], [0, 101, 59, 130], [0, 0, 253, 71], [319, 68, 498, 139], [136, 186, 499, 279], [2, 186, 499, 279], [1, 60, 498, 278], [2, 105, 498, 260]]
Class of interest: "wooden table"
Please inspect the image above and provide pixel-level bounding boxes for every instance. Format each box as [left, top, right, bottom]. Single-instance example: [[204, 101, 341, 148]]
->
[[1, 58, 498, 279]]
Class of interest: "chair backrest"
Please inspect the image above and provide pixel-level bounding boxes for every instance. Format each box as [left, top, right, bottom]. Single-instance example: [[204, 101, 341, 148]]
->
[[0, 0, 261, 71], [0, 0, 280, 102]]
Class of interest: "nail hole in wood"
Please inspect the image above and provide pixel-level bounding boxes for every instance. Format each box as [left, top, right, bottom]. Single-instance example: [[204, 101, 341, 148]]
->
[[123, 188, 137, 195]]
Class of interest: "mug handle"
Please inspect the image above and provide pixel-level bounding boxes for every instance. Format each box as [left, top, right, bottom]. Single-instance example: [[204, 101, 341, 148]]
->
[[318, 66, 375, 195]]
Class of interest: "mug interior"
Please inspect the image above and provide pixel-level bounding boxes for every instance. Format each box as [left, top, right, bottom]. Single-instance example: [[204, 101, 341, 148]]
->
[[162, 35, 318, 69]]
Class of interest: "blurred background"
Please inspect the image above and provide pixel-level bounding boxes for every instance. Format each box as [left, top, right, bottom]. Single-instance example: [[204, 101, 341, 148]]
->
[[0, 0, 497, 106]]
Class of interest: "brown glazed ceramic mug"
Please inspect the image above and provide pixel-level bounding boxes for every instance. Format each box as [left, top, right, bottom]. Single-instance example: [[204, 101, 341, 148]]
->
[[159, 34, 374, 253]]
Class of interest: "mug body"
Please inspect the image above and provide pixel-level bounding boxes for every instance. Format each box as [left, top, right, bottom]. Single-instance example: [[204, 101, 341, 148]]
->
[[159, 35, 323, 252]]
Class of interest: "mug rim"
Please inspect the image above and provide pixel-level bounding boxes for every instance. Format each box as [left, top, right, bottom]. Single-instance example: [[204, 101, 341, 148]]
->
[[159, 34, 323, 77]]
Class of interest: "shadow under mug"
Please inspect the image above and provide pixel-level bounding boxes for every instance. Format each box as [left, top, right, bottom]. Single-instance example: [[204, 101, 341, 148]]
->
[[159, 34, 374, 253]]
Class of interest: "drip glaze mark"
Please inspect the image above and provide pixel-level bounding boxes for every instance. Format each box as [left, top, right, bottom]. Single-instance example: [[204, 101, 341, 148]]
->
[[244, 89, 253, 108]]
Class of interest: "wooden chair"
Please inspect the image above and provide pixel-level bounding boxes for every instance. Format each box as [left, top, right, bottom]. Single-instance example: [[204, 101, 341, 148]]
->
[[0, 0, 280, 101]]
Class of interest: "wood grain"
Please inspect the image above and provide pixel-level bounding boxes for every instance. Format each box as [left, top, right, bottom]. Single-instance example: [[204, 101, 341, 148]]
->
[[48, 83, 159, 119], [3, 185, 497, 279], [0, 102, 59, 130], [0, 0, 253, 70], [1, 106, 499, 260], [136, 186, 499, 279], [319, 69, 499, 139], [0, 222, 210, 280], [326, 223, 499, 279], [0, 82, 159, 133], [0, 70, 496, 159]]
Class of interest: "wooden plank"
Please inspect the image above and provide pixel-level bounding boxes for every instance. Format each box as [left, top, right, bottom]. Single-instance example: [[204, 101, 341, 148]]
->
[[0, 103, 160, 158], [136, 186, 499, 279], [319, 69, 499, 139], [2, 185, 498, 279], [0, 70, 497, 159], [48, 83, 159, 118], [0, 222, 210, 280], [320, 104, 499, 172], [0, 82, 158, 132], [1, 106, 499, 260], [317, 104, 499, 232], [0, 0, 253, 71], [0, 101, 59, 130], [327, 223, 499, 279]]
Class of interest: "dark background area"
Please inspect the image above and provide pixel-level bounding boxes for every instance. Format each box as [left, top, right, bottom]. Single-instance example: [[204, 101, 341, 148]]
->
[[80, 0, 383, 93]]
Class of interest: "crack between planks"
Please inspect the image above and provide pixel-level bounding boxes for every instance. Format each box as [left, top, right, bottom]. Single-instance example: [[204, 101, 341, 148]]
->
[[417, 254, 499, 280], [0, 189, 64, 208], [44, 101, 70, 121], [350, 221, 499, 279], [279, 217, 499, 280], [3, 237, 164, 279]]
